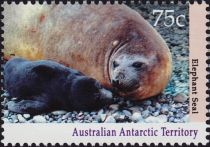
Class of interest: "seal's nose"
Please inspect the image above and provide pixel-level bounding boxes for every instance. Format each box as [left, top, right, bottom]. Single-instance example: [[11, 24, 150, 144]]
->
[[111, 79, 120, 87]]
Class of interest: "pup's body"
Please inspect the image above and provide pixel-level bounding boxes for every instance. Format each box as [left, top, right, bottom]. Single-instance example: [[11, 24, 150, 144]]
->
[[4, 58, 113, 114]]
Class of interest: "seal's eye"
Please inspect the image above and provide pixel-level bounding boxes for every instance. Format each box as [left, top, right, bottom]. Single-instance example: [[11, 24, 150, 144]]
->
[[132, 62, 144, 68], [113, 61, 119, 68]]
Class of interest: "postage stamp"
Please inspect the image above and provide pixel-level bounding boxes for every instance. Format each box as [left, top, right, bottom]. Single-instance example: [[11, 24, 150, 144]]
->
[[1, 0, 209, 146]]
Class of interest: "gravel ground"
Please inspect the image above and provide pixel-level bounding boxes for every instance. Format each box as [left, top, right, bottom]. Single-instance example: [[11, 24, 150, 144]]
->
[[2, 3, 189, 123]]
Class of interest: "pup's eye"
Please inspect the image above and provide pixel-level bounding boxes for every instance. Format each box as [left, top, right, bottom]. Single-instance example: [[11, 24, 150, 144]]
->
[[94, 93, 101, 100], [132, 62, 144, 68], [113, 61, 119, 68], [95, 82, 102, 89]]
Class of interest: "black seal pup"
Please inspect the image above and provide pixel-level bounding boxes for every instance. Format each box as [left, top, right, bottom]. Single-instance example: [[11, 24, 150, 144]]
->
[[4, 58, 113, 114]]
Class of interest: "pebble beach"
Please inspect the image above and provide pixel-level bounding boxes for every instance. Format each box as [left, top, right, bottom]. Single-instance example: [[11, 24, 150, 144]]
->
[[2, 3, 189, 123]]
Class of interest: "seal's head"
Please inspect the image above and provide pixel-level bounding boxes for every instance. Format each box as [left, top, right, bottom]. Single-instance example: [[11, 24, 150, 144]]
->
[[108, 37, 172, 100]]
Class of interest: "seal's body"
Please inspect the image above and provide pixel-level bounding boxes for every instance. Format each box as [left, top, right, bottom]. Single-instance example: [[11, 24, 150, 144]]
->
[[3, 4, 172, 100], [4, 58, 113, 114]]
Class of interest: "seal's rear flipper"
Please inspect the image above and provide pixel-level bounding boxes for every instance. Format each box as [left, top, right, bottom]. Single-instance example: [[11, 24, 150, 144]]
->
[[7, 100, 50, 115]]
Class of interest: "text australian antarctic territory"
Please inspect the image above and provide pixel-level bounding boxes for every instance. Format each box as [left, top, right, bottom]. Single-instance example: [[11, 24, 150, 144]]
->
[[72, 127, 198, 139]]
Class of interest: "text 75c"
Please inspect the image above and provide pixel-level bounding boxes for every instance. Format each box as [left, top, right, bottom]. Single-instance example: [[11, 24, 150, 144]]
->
[[153, 10, 186, 27]]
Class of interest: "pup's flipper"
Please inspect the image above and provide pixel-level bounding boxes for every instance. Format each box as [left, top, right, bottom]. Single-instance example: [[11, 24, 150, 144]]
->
[[7, 100, 50, 115]]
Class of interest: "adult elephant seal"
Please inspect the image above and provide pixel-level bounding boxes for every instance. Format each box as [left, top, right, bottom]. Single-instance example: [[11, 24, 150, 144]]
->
[[3, 3, 172, 100]]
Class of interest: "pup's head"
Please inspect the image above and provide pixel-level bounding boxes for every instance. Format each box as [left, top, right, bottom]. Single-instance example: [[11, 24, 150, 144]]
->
[[70, 76, 113, 111]]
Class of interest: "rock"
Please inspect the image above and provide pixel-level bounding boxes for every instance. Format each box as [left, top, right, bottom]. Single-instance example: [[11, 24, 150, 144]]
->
[[169, 117, 175, 122], [162, 104, 169, 108], [73, 111, 78, 114], [92, 121, 98, 123], [160, 107, 169, 114], [57, 118, 62, 123], [49, 118, 53, 122], [45, 115, 49, 120], [174, 93, 188, 103], [71, 120, 77, 123], [77, 112, 84, 120], [13, 119, 18, 123], [67, 120, 73, 123], [94, 115, 101, 122], [143, 100, 152, 106], [182, 115, 189, 122], [104, 116, 116, 123], [2, 98, 8, 107], [153, 111, 159, 117], [1, 92, 10, 98], [144, 116, 158, 123], [122, 110, 132, 116], [170, 107, 177, 112], [176, 103, 183, 108], [27, 119, 33, 123], [92, 114, 97, 119], [155, 103, 161, 109], [131, 112, 142, 122], [145, 115, 167, 123], [176, 113, 184, 118], [17, 114, 26, 123], [90, 112, 97, 115], [23, 114, 30, 119], [109, 104, 119, 110], [129, 106, 140, 113], [147, 106, 155, 112], [158, 98, 167, 103], [174, 118, 181, 123], [62, 112, 71, 120], [118, 100, 127, 107], [87, 116, 93, 121], [3, 110, 9, 117], [137, 119, 144, 123], [97, 109, 104, 115], [114, 114, 126, 122], [3, 118, 10, 123], [119, 115, 125, 120], [100, 114, 107, 122], [33, 115, 47, 123], [10, 115, 18, 122], [84, 120, 91, 123], [142, 110, 150, 118], [78, 112, 83, 116], [79, 120, 84, 123], [168, 112, 173, 116], [139, 107, 144, 111], [62, 120, 67, 123], [84, 112, 89, 115], [51, 110, 67, 115], [112, 112, 120, 119], [11, 97, 18, 101], [126, 101, 133, 107]]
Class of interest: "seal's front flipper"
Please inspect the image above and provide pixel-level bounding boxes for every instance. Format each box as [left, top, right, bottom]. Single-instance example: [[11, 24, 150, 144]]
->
[[7, 100, 50, 115]]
